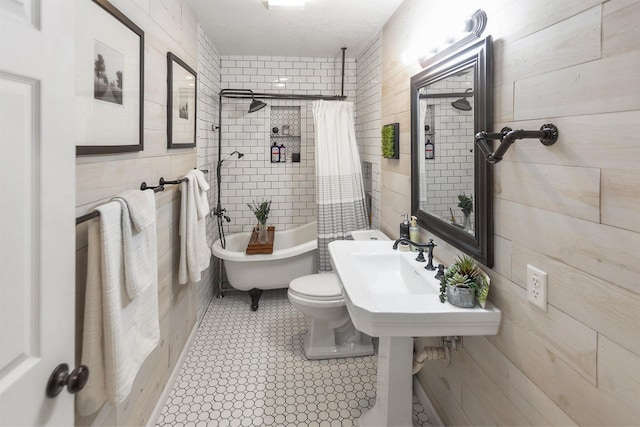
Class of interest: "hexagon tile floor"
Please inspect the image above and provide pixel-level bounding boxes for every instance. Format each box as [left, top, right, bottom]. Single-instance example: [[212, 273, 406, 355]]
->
[[156, 289, 434, 427]]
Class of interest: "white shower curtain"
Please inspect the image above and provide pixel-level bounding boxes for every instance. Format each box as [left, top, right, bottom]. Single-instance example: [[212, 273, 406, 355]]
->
[[313, 100, 368, 272]]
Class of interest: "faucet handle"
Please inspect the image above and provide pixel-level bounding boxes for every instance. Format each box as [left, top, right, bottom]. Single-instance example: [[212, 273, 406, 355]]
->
[[415, 248, 425, 262]]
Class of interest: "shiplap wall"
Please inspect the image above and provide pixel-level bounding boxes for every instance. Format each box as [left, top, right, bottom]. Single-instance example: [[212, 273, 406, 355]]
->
[[380, 0, 640, 424], [74, 1, 212, 425], [355, 32, 383, 228]]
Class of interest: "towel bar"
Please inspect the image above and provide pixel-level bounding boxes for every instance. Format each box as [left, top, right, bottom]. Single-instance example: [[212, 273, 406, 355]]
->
[[76, 174, 189, 225]]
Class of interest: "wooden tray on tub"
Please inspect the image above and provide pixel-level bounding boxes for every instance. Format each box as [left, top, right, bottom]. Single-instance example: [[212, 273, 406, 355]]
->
[[246, 226, 275, 254]]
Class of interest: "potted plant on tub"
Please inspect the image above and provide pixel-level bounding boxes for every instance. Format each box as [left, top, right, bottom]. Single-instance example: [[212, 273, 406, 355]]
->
[[247, 199, 271, 244], [439, 255, 490, 308]]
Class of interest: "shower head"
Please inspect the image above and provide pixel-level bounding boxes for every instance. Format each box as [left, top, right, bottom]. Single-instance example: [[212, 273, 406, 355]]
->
[[248, 97, 267, 113], [221, 150, 244, 163], [451, 88, 473, 111]]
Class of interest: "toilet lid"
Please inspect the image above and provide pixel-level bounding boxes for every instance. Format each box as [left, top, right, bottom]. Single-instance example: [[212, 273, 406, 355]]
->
[[289, 273, 343, 301]]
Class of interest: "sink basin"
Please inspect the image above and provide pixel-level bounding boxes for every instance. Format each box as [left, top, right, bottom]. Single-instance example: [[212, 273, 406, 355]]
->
[[329, 240, 501, 427], [329, 240, 501, 337], [349, 252, 439, 296]]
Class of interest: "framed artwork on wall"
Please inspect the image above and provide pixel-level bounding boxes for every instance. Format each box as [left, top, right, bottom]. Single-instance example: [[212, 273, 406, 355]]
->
[[76, 0, 144, 155], [167, 52, 197, 149]]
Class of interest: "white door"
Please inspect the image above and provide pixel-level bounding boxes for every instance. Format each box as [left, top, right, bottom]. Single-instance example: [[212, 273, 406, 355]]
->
[[0, 1, 77, 425]]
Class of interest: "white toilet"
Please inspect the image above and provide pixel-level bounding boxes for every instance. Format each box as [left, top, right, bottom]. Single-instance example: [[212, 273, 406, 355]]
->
[[288, 229, 389, 360]]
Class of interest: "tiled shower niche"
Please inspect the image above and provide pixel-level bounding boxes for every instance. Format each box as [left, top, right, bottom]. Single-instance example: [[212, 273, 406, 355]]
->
[[270, 106, 301, 162]]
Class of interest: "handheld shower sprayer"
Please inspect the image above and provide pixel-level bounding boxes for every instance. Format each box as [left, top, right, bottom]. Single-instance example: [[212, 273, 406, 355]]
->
[[214, 149, 246, 248]]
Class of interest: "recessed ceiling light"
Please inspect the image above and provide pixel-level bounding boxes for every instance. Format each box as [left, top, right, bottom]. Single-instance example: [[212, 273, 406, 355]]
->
[[268, 0, 305, 10]]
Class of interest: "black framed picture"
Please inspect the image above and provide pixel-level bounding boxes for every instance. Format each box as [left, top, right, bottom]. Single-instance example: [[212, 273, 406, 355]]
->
[[167, 52, 197, 149], [76, 0, 144, 155]]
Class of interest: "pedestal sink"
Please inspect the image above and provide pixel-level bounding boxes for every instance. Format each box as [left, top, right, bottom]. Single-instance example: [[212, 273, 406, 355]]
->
[[329, 240, 501, 427]]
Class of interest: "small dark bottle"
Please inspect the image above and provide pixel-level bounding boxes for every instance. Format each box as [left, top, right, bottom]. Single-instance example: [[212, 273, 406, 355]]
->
[[271, 142, 280, 163]]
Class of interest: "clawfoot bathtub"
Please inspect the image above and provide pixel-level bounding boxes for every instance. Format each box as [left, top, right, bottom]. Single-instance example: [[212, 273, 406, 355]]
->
[[212, 221, 318, 310]]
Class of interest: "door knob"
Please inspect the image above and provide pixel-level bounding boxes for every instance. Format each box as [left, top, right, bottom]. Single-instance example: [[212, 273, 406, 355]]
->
[[46, 363, 89, 398]]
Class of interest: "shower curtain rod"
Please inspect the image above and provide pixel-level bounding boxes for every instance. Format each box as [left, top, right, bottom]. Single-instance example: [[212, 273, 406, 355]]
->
[[220, 46, 348, 102], [419, 91, 474, 99], [220, 90, 346, 101]]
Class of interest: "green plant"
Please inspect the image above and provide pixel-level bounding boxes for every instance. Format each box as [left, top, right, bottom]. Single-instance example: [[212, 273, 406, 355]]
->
[[247, 199, 271, 224], [381, 124, 397, 159], [439, 254, 490, 308], [457, 193, 473, 217]]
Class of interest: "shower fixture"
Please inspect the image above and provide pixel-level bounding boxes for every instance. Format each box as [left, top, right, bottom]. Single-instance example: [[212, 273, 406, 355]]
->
[[451, 88, 473, 111], [215, 49, 349, 297], [248, 96, 267, 113], [214, 149, 245, 245], [221, 150, 244, 163]]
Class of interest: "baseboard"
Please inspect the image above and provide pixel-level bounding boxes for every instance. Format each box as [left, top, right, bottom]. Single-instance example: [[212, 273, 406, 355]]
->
[[413, 376, 444, 427], [146, 322, 198, 427]]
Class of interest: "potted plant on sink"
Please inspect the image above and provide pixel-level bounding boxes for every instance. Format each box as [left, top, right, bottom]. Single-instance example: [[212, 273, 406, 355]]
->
[[439, 255, 490, 308]]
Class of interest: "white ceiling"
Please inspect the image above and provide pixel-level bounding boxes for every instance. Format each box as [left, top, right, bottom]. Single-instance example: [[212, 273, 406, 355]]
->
[[185, 0, 404, 58]]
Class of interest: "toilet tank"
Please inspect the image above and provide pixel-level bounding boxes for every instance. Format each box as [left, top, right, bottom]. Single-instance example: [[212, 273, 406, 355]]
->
[[350, 229, 390, 241]]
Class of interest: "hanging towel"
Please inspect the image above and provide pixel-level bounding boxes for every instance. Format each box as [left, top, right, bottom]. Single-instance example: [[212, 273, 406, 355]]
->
[[77, 201, 160, 416], [178, 170, 211, 284], [191, 169, 210, 219], [113, 189, 157, 299]]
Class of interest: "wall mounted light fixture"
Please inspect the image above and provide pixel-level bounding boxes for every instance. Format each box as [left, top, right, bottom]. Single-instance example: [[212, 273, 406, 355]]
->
[[267, 0, 305, 10], [474, 124, 559, 164], [413, 9, 488, 69]]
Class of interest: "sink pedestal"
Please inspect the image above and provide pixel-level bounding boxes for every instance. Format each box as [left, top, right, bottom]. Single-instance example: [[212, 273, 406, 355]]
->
[[358, 336, 414, 427]]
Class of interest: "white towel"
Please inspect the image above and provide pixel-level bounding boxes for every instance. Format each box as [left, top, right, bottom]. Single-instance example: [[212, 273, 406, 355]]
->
[[178, 170, 212, 284], [113, 189, 157, 299], [77, 202, 160, 416], [191, 169, 210, 219]]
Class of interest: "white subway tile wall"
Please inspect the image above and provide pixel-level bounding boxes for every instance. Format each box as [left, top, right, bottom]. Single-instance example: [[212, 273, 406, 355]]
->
[[219, 55, 357, 234], [420, 74, 475, 223], [196, 26, 221, 321], [355, 33, 382, 228]]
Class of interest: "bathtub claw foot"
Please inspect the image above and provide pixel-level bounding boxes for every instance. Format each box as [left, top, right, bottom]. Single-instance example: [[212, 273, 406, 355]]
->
[[249, 288, 263, 311]]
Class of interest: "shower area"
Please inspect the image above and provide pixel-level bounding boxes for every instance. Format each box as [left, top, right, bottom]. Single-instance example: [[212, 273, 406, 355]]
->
[[213, 54, 358, 242]]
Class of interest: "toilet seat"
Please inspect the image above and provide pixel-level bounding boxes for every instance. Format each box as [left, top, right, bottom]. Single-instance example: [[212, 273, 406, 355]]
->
[[289, 273, 343, 302]]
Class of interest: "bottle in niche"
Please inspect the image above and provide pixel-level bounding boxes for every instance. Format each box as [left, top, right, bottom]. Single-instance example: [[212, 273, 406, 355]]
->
[[425, 138, 434, 159], [271, 142, 280, 163], [279, 143, 286, 162], [425, 125, 434, 160]]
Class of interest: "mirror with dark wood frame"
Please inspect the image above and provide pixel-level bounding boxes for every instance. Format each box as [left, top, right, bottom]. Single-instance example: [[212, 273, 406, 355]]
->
[[410, 36, 494, 267]]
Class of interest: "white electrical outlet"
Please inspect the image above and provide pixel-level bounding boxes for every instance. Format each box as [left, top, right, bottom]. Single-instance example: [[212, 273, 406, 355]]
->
[[527, 264, 548, 312]]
